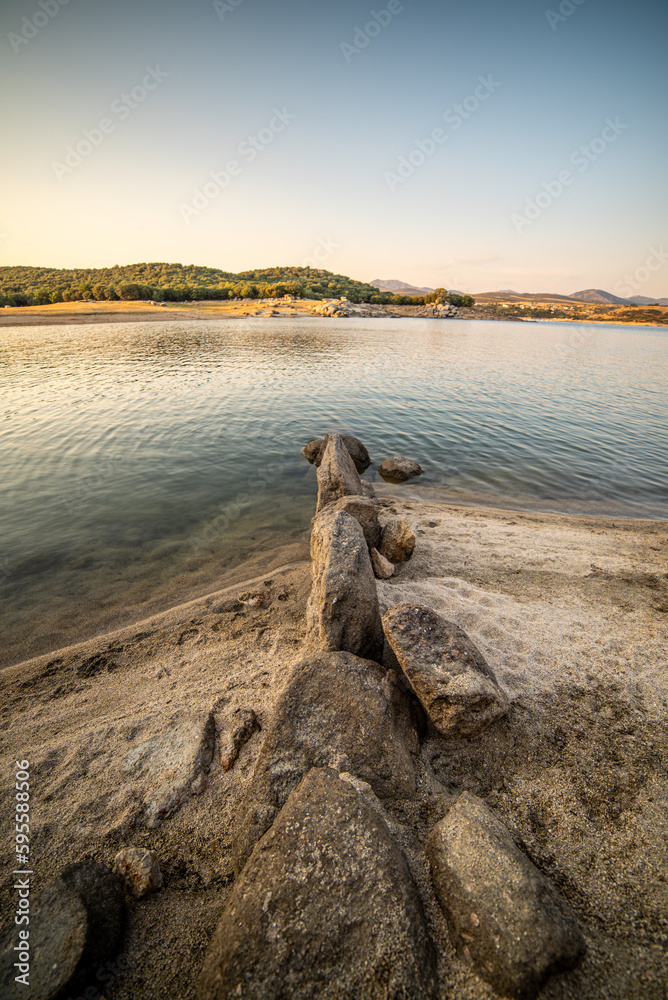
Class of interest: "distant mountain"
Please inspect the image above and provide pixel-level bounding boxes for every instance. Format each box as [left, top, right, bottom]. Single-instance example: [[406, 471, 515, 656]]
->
[[629, 295, 668, 306], [570, 289, 629, 305], [370, 278, 435, 295]]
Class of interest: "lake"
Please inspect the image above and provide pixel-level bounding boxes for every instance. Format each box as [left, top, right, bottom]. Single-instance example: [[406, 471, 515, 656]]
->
[[1, 316, 666, 667]]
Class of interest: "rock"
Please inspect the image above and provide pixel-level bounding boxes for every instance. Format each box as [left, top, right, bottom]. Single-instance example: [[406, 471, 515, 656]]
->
[[122, 712, 217, 827], [316, 434, 365, 512], [113, 847, 163, 897], [216, 707, 261, 771], [427, 792, 585, 999], [360, 479, 376, 500], [306, 508, 383, 661], [332, 494, 382, 548], [378, 455, 423, 482], [303, 433, 371, 473], [233, 651, 418, 869], [0, 861, 124, 1000], [382, 604, 509, 739], [370, 546, 395, 579], [379, 518, 416, 562], [199, 768, 438, 1000]]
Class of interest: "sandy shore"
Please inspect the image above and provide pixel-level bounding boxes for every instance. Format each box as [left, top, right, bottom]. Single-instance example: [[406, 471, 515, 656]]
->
[[1, 498, 666, 998]]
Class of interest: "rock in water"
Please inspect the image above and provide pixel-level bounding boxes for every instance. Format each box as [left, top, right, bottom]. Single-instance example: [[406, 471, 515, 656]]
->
[[379, 518, 416, 562], [378, 455, 423, 482], [306, 508, 383, 661], [428, 792, 585, 999], [0, 861, 124, 1000], [233, 651, 418, 869], [332, 494, 382, 548], [315, 434, 364, 512], [303, 433, 371, 472], [382, 604, 508, 738], [113, 847, 163, 898], [370, 546, 395, 579], [199, 768, 438, 1000]]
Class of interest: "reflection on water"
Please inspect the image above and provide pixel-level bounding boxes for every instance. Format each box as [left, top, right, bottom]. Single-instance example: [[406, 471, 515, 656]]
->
[[1, 316, 666, 667]]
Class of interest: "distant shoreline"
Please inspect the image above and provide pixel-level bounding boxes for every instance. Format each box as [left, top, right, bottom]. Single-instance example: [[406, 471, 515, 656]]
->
[[0, 298, 666, 326]]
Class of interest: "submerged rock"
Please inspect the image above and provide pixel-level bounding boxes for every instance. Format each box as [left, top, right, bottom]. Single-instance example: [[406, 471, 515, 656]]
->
[[382, 604, 509, 738], [200, 768, 438, 1000], [428, 792, 585, 999], [233, 651, 418, 869], [316, 434, 364, 512], [303, 433, 371, 473], [306, 508, 383, 661], [378, 455, 423, 482], [113, 847, 163, 898], [379, 518, 416, 563]]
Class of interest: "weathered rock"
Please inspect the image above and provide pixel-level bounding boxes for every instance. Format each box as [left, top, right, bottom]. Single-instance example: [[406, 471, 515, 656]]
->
[[216, 707, 261, 771], [360, 479, 376, 500], [382, 604, 509, 738], [122, 712, 217, 827], [428, 792, 585, 999], [306, 508, 383, 661], [378, 455, 423, 482], [332, 494, 382, 548], [370, 546, 395, 579], [303, 433, 371, 473], [316, 434, 364, 512], [200, 768, 438, 1000], [379, 518, 416, 562], [113, 847, 163, 897], [0, 861, 124, 1000], [234, 651, 418, 869]]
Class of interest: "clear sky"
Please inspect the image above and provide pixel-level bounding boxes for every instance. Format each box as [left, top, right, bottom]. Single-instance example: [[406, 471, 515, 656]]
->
[[1, 0, 666, 295]]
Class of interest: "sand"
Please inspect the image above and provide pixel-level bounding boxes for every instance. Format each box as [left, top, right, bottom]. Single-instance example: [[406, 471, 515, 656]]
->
[[1, 497, 666, 999]]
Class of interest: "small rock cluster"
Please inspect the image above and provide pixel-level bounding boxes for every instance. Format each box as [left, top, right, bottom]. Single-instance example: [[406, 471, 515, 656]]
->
[[310, 297, 390, 318], [416, 301, 458, 318], [198, 433, 586, 999]]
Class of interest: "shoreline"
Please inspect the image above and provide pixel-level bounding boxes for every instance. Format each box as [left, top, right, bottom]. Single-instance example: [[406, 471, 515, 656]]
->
[[1, 298, 667, 327]]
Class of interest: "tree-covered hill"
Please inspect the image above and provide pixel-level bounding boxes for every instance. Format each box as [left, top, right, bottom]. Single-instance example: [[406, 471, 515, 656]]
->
[[0, 263, 431, 307]]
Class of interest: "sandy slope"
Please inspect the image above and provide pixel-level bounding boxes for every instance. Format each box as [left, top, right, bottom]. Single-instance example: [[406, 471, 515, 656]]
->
[[1, 499, 666, 999]]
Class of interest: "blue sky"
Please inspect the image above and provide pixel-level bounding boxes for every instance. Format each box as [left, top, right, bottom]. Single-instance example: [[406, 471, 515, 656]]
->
[[1, 0, 666, 295]]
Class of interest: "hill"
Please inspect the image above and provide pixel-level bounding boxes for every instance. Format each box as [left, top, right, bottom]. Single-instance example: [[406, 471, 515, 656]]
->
[[370, 278, 435, 295], [570, 289, 629, 305]]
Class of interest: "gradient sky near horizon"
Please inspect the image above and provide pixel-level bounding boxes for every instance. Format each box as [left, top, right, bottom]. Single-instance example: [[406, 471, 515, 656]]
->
[[1, 0, 666, 296]]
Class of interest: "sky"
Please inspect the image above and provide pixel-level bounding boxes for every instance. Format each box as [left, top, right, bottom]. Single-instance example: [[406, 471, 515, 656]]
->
[[1, 0, 667, 296]]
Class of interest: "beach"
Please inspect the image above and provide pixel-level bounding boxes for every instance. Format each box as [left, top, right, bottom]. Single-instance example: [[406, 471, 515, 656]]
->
[[1, 494, 666, 998]]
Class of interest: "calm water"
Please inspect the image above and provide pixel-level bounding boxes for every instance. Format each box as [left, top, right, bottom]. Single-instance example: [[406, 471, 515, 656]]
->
[[1, 316, 666, 666]]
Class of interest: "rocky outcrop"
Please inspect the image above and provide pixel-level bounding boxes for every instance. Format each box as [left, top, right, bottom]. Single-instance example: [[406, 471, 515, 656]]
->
[[310, 298, 389, 319], [428, 792, 585, 999], [331, 494, 382, 548], [233, 651, 418, 869], [200, 768, 438, 1000], [315, 434, 364, 512], [416, 302, 457, 318], [378, 455, 423, 481], [303, 434, 371, 473], [379, 518, 416, 562], [306, 508, 383, 660], [122, 712, 217, 827], [113, 847, 163, 898], [0, 861, 124, 1000], [382, 604, 509, 738]]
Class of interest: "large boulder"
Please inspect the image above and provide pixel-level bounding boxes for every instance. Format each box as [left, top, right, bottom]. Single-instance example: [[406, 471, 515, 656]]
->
[[200, 768, 438, 1000], [233, 651, 418, 869], [428, 792, 585, 999], [379, 518, 416, 562], [378, 455, 423, 482], [306, 508, 383, 661], [382, 604, 509, 739], [303, 434, 371, 473], [315, 434, 364, 512], [331, 494, 382, 549], [0, 861, 124, 1000]]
